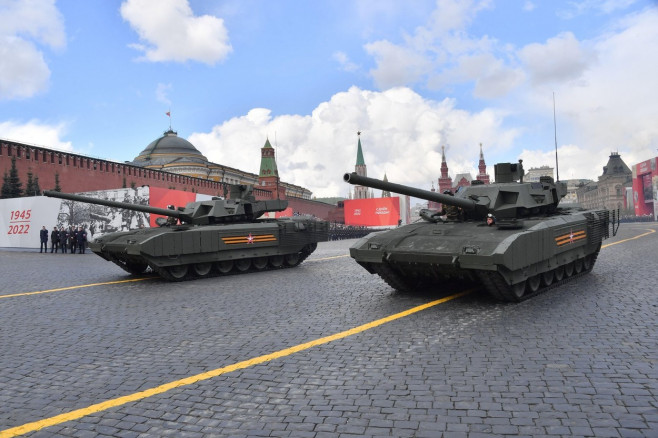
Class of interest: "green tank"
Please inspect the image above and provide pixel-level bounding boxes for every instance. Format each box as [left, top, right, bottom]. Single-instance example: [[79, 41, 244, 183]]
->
[[44, 186, 329, 281], [343, 160, 619, 302]]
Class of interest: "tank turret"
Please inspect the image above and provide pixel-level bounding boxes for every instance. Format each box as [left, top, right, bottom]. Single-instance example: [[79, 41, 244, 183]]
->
[[344, 160, 567, 220], [44, 184, 288, 225]]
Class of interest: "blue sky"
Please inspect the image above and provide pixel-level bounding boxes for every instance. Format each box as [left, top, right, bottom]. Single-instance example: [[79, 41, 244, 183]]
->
[[1, 0, 657, 197]]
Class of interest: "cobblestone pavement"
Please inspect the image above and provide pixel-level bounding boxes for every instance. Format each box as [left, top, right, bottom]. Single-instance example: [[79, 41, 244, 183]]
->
[[0, 223, 656, 437]]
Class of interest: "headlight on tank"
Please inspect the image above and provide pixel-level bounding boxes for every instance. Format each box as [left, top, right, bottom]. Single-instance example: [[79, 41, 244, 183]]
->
[[462, 245, 479, 255], [368, 242, 382, 250]]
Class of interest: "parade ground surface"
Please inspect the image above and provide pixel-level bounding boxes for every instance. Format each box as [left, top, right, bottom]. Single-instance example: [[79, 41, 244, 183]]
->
[[1, 223, 657, 438]]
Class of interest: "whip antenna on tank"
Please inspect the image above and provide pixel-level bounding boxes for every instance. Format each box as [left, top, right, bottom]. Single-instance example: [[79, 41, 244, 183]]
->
[[553, 92, 560, 182]]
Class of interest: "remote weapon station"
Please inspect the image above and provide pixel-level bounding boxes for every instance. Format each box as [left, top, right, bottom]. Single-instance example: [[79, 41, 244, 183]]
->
[[44, 185, 328, 281], [344, 160, 618, 302]]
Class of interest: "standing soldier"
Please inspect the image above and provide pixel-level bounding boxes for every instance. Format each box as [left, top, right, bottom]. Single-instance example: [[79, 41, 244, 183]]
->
[[76, 226, 87, 254], [50, 226, 59, 253], [70, 226, 78, 254], [39, 226, 48, 253], [59, 227, 69, 253]]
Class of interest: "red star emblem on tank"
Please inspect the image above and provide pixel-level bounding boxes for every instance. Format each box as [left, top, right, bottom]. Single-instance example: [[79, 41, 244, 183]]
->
[[247, 233, 254, 244]]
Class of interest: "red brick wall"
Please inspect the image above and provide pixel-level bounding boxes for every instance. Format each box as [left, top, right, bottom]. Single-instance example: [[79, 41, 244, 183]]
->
[[1, 141, 224, 197]]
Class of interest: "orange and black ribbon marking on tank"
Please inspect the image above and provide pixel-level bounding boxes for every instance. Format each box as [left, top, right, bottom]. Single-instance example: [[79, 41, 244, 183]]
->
[[555, 229, 586, 246], [222, 233, 277, 245]]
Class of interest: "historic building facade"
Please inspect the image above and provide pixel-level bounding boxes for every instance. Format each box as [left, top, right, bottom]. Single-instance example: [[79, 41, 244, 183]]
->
[[525, 165, 554, 182], [576, 152, 633, 212]]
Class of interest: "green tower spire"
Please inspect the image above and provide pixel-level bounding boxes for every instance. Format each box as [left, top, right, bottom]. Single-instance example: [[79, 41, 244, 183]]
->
[[355, 132, 365, 166], [259, 138, 278, 178]]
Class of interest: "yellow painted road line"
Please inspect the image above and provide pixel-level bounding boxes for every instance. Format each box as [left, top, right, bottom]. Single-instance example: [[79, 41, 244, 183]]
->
[[307, 254, 349, 262], [0, 289, 473, 438], [602, 228, 655, 248], [0, 256, 349, 299], [0, 277, 155, 299]]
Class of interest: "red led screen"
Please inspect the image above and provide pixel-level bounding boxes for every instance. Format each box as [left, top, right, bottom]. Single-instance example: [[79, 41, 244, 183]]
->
[[343, 197, 400, 226]]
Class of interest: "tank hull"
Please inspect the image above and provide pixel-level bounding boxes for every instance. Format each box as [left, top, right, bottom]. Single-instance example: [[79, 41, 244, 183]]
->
[[350, 209, 609, 302], [90, 217, 329, 281]]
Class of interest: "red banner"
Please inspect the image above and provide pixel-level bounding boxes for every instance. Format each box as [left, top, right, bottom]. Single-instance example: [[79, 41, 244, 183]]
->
[[344, 197, 400, 226], [148, 186, 197, 227]]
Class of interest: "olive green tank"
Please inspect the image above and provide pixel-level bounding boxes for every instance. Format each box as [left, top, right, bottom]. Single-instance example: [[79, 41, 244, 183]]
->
[[343, 160, 619, 302], [44, 185, 328, 281]]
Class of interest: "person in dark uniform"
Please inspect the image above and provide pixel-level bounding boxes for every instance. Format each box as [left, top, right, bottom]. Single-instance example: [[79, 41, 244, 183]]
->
[[486, 213, 496, 226], [76, 226, 87, 254], [438, 190, 463, 221], [50, 226, 59, 253], [39, 226, 48, 253], [58, 227, 69, 253], [165, 205, 178, 225], [68, 226, 76, 253]]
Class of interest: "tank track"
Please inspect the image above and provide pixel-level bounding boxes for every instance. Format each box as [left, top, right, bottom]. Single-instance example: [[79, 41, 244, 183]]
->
[[477, 248, 601, 302], [154, 244, 316, 282], [102, 244, 317, 282], [372, 248, 601, 303], [371, 263, 419, 293]]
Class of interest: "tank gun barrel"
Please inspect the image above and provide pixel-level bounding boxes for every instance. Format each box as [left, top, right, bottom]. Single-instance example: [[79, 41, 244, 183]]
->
[[44, 190, 183, 219], [343, 173, 478, 211]]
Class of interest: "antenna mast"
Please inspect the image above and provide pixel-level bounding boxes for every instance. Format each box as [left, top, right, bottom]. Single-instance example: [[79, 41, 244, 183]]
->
[[553, 92, 559, 181]]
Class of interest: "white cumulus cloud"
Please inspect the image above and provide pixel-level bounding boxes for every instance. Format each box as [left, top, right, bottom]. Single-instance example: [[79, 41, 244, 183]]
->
[[0, 0, 66, 100], [121, 0, 232, 65], [0, 120, 72, 151], [519, 32, 597, 85], [190, 86, 515, 198]]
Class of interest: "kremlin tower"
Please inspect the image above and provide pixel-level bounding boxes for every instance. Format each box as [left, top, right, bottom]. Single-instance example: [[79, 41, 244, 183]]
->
[[476, 143, 490, 184], [258, 138, 285, 198], [352, 132, 369, 199], [438, 145, 454, 194]]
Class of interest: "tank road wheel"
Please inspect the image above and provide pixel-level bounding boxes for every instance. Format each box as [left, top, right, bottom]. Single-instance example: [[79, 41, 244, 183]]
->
[[216, 260, 233, 274], [553, 266, 565, 282], [160, 264, 189, 281], [284, 252, 302, 267], [541, 270, 554, 287], [564, 262, 575, 277], [269, 255, 284, 268], [510, 281, 527, 301], [582, 254, 593, 271], [235, 258, 251, 272], [527, 275, 541, 293], [253, 257, 269, 270], [573, 258, 584, 274], [192, 262, 213, 277]]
